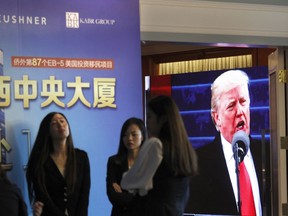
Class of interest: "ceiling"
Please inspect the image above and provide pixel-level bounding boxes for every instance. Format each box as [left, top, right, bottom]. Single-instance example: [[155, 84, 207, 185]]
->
[[141, 41, 215, 56]]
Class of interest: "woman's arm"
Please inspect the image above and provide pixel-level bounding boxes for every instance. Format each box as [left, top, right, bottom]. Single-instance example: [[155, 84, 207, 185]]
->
[[106, 156, 134, 206], [120, 137, 163, 196]]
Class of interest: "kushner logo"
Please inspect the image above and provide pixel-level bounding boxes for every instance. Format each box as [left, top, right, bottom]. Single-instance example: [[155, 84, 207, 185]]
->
[[66, 12, 79, 28]]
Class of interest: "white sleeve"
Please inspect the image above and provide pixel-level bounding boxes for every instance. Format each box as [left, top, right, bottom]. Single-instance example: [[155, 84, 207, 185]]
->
[[120, 137, 163, 196]]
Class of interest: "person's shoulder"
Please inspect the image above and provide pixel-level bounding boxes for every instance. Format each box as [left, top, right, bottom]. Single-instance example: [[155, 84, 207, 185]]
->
[[196, 135, 221, 156], [0, 179, 22, 195], [11, 183, 23, 195], [141, 137, 163, 156], [75, 148, 87, 153], [145, 137, 162, 147], [107, 154, 124, 167], [197, 140, 215, 152], [75, 148, 89, 158], [108, 154, 119, 162]]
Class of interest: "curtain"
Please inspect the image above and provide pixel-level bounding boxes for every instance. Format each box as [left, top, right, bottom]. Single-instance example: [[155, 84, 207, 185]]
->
[[158, 55, 252, 75]]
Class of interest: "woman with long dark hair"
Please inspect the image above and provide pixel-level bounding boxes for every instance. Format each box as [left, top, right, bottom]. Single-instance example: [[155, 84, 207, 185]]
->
[[121, 95, 198, 216], [26, 112, 90, 216], [106, 117, 147, 216]]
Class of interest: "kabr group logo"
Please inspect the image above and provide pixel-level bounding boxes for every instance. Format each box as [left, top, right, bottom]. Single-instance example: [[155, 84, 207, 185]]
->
[[66, 12, 79, 28]]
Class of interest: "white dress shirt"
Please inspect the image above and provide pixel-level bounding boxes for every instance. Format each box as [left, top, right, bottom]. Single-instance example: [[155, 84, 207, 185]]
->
[[221, 134, 262, 216]]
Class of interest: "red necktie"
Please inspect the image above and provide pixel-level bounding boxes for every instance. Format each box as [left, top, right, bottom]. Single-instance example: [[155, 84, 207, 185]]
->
[[239, 162, 256, 216]]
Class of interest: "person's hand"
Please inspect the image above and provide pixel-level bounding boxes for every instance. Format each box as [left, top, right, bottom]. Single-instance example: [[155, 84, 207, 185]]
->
[[112, 182, 122, 193], [33, 201, 44, 216]]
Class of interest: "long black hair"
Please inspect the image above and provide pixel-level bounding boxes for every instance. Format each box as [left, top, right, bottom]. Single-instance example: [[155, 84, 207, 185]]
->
[[26, 112, 77, 203], [147, 95, 198, 176]]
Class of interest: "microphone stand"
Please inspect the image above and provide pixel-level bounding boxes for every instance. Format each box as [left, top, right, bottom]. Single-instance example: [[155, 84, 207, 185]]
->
[[234, 142, 242, 216]]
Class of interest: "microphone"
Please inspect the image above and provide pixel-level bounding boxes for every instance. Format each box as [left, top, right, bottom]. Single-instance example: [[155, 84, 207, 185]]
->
[[232, 130, 250, 163]]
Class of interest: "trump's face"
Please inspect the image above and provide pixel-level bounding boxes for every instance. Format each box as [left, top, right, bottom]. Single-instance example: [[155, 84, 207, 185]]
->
[[212, 84, 250, 143]]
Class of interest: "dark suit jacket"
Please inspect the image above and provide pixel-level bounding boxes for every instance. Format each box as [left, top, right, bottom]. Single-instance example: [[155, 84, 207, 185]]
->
[[106, 155, 136, 216], [34, 149, 90, 216], [0, 179, 28, 216], [186, 133, 264, 215]]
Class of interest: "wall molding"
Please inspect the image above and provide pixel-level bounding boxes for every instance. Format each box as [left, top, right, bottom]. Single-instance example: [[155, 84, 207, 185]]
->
[[140, 0, 288, 46]]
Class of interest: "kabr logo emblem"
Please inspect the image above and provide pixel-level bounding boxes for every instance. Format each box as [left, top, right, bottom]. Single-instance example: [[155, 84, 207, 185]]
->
[[66, 12, 79, 28]]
